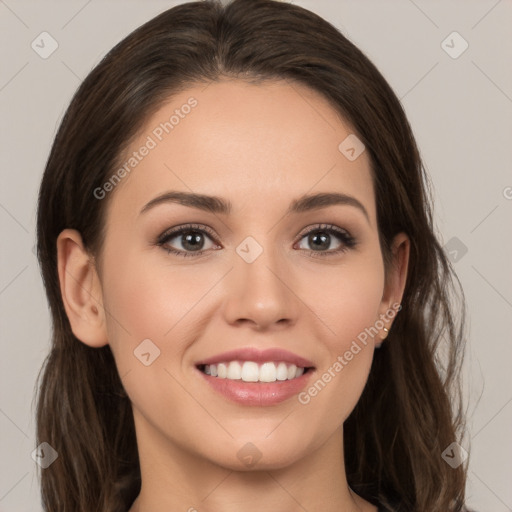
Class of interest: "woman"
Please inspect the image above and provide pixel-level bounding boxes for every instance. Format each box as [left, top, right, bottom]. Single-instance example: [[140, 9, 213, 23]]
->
[[34, 0, 470, 510]]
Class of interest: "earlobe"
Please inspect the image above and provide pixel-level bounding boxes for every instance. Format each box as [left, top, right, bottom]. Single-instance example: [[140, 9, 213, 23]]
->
[[56, 229, 109, 348]]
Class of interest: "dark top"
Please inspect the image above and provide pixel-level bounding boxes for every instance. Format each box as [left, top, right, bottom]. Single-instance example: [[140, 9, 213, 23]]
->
[[375, 502, 475, 512]]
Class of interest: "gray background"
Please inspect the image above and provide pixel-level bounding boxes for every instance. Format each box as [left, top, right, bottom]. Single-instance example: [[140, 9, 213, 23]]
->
[[1, 0, 511, 510]]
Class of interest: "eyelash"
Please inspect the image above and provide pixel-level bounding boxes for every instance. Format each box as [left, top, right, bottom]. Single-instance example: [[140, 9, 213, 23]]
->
[[156, 223, 357, 259]]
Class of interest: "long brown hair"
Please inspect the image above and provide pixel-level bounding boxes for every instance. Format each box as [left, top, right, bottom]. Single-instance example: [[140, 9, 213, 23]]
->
[[34, 0, 469, 510]]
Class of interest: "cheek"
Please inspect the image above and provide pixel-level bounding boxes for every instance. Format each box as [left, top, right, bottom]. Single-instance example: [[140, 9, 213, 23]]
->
[[100, 254, 205, 433], [101, 249, 225, 367], [298, 256, 383, 421], [102, 262, 168, 347], [309, 252, 385, 348]]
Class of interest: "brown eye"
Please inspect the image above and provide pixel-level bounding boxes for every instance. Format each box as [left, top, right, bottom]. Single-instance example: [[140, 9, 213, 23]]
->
[[295, 224, 356, 257], [157, 224, 219, 258]]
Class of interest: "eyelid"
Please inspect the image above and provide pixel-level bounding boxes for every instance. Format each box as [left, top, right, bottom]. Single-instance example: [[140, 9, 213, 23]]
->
[[156, 223, 218, 245], [296, 223, 352, 240]]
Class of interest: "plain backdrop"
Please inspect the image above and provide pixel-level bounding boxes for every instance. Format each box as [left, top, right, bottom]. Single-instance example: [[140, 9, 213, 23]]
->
[[0, 0, 511, 510]]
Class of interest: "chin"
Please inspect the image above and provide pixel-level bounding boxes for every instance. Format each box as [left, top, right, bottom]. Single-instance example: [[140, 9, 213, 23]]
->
[[195, 427, 320, 472]]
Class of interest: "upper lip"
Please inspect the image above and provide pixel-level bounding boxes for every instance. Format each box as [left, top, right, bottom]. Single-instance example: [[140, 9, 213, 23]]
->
[[196, 347, 315, 368]]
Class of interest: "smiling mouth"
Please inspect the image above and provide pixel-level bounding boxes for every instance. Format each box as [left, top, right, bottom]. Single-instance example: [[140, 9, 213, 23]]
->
[[196, 361, 314, 383]]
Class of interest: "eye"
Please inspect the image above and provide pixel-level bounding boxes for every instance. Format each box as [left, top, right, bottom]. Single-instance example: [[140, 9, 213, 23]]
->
[[156, 224, 219, 258], [295, 224, 357, 257], [156, 223, 357, 258]]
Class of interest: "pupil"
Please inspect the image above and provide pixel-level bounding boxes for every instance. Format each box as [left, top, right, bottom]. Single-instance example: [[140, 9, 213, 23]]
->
[[311, 232, 329, 251], [183, 231, 203, 251]]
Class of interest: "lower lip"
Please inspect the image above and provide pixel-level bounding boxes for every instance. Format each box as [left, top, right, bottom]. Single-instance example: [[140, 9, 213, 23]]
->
[[197, 368, 314, 406]]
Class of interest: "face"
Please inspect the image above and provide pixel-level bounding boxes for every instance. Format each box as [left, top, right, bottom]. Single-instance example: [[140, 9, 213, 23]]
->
[[91, 79, 406, 471]]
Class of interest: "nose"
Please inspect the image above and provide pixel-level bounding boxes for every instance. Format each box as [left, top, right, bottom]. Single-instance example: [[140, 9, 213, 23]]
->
[[222, 241, 299, 331]]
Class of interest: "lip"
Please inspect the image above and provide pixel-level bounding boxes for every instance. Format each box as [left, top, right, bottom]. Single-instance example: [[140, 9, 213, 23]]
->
[[195, 347, 315, 368], [195, 347, 316, 406], [198, 369, 315, 406]]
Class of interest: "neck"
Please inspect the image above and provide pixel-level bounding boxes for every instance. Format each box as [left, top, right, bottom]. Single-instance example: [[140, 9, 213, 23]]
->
[[128, 409, 376, 512]]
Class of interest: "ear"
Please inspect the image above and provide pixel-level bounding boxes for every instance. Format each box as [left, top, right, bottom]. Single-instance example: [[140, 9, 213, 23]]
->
[[377, 232, 410, 342], [56, 229, 109, 347]]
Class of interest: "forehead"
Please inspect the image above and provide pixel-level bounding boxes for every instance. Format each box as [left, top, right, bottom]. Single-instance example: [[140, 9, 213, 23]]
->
[[105, 79, 376, 225]]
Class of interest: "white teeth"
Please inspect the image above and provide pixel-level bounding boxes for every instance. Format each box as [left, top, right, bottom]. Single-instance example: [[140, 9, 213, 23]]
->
[[217, 363, 227, 378], [241, 361, 259, 382], [276, 362, 288, 381], [259, 362, 277, 382], [227, 361, 242, 380], [201, 360, 308, 382]]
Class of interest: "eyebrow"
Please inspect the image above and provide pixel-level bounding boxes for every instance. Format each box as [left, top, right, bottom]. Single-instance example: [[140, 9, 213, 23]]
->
[[139, 191, 370, 223]]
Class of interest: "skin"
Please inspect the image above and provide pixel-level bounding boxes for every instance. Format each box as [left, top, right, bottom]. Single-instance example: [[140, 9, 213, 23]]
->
[[57, 79, 409, 512]]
